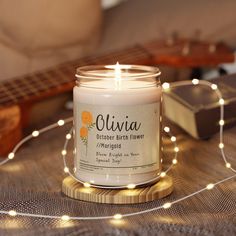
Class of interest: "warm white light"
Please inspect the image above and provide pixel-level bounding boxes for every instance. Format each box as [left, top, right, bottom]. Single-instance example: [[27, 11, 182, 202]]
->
[[192, 79, 199, 85], [114, 62, 121, 80], [127, 184, 136, 189], [171, 136, 176, 142], [219, 120, 224, 126], [174, 147, 179, 152], [211, 84, 218, 90], [8, 152, 15, 160], [73, 148, 76, 155], [32, 130, 39, 137], [219, 143, 224, 149], [83, 182, 91, 188], [162, 82, 170, 90], [105, 64, 131, 70], [226, 163, 231, 168], [61, 215, 70, 221], [163, 202, 172, 209], [61, 150, 67, 156], [206, 183, 214, 190], [58, 120, 65, 126], [160, 172, 166, 178], [66, 134, 72, 140], [8, 210, 17, 216], [113, 214, 122, 220], [172, 159, 178, 165], [64, 167, 69, 173], [219, 99, 225, 105], [164, 126, 170, 133]]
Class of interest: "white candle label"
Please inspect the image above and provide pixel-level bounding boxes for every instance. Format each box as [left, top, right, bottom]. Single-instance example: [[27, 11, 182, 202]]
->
[[75, 102, 160, 175]]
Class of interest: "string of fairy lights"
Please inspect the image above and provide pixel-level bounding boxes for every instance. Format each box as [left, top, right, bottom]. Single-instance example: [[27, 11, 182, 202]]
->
[[0, 79, 235, 222], [61, 123, 178, 190]]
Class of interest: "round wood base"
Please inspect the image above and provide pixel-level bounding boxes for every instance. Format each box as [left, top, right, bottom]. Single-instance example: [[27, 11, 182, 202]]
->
[[62, 175, 173, 204]]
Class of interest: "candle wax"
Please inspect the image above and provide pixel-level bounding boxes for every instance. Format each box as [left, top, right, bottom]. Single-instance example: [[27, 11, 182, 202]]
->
[[74, 80, 162, 186]]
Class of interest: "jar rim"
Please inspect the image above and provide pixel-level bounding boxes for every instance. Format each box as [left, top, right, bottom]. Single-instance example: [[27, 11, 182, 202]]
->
[[76, 64, 161, 81]]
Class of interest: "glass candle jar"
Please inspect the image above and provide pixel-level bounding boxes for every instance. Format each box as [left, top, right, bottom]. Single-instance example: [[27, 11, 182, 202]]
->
[[73, 64, 162, 186]]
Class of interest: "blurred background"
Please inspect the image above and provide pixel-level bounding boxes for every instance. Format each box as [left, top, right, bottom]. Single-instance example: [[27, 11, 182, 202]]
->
[[1, 0, 236, 81]]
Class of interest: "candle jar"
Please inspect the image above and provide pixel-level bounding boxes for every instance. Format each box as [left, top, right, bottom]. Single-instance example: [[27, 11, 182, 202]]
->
[[73, 64, 162, 187]]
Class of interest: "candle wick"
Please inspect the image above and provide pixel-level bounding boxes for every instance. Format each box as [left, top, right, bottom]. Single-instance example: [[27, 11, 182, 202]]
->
[[115, 62, 121, 90]]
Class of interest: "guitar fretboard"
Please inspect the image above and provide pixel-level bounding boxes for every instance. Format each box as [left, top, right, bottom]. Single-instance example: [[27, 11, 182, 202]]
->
[[0, 39, 234, 107], [0, 45, 151, 107]]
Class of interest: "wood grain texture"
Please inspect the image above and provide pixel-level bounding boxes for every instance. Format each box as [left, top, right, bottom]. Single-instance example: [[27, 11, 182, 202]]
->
[[0, 105, 22, 155], [62, 175, 173, 204]]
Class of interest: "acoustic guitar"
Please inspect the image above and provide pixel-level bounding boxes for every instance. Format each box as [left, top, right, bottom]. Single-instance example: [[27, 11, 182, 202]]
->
[[0, 38, 234, 156]]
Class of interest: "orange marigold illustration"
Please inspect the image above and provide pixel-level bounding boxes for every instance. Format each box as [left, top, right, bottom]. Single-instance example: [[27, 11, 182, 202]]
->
[[80, 126, 88, 138], [82, 111, 93, 125], [80, 110, 95, 156]]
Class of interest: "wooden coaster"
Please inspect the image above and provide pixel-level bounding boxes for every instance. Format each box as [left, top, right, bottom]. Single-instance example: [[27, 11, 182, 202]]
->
[[62, 175, 173, 204]]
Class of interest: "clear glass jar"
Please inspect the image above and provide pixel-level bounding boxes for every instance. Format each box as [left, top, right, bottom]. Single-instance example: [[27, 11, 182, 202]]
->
[[73, 64, 162, 187]]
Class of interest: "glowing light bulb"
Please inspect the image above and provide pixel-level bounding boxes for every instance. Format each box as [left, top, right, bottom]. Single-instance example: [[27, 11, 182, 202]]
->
[[66, 134, 72, 140], [32, 130, 39, 137], [8, 210, 17, 216], [61, 215, 70, 221], [171, 136, 176, 142], [160, 172, 166, 177], [211, 84, 218, 90], [219, 99, 224, 105], [73, 148, 76, 155], [206, 183, 214, 190], [172, 159, 178, 165], [219, 120, 224, 126], [164, 126, 170, 133], [163, 202, 172, 209], [226, 163, 231, 168], [61, 150, 67, 156], [58, 120, 65, 126], [192, 79, 199, 85], [127, 184, 136, 189], [64, 167, 69, 173], [219, 143, 224, 149], [174, 147, 179, 152], [113, 214, 122, 220], [8, 152, 15, 160], [162, 82, 170, 90], [83, 182, 91, 188]]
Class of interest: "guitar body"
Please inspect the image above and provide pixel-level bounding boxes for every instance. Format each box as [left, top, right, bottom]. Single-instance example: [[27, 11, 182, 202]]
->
[[0, 105, 22, 156]]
